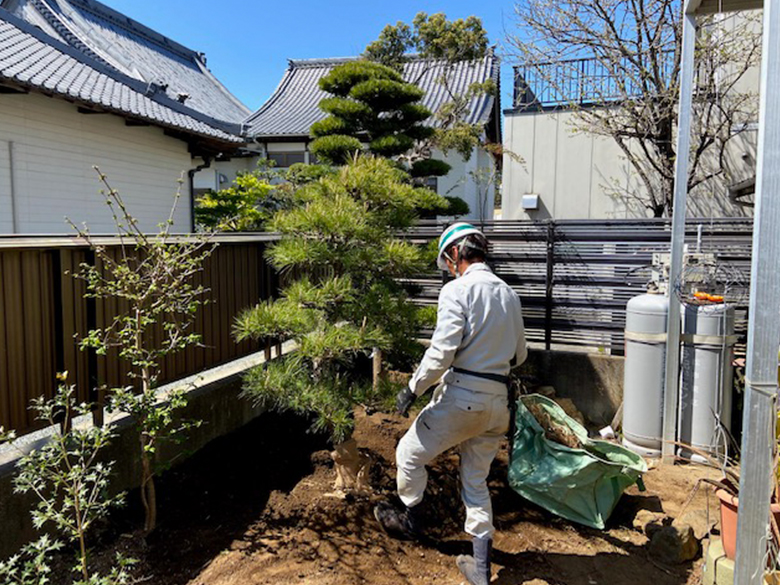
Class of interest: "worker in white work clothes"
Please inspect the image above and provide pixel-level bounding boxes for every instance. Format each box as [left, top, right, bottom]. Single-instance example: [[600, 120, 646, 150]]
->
[[374, 222, 527, 585]]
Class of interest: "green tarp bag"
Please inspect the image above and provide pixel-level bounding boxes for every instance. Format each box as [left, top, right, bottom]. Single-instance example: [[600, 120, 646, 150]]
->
[[508, 394, 647, 530]]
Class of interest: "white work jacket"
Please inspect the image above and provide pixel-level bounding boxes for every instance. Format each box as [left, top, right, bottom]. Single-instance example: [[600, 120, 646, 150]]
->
[[408, 263, 527, 397]]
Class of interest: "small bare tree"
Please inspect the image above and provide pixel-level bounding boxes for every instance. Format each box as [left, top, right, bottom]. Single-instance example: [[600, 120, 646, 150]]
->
[[507, 0, 761, 216], [70, 169, 215, 532]]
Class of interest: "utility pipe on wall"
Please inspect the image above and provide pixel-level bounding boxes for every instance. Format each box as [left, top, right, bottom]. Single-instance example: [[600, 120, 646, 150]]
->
[[8, 141, 18, 234]]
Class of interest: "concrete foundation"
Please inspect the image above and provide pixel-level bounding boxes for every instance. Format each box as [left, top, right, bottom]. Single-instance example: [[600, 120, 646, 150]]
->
[[518, 348, 624, 427], [0, 345, 294, 559], [703, 539, 734, 585]]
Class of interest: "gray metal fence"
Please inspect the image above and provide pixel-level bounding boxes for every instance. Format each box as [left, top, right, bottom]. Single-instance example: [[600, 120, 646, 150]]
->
[[405, 218, 754, 352]]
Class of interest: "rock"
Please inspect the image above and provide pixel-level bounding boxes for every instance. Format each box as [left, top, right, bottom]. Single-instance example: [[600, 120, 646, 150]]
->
[[674, 509, 717, 541], [648, 524, 700, 564], [633, 509, 666, 536], [553, 397, 587, 427]]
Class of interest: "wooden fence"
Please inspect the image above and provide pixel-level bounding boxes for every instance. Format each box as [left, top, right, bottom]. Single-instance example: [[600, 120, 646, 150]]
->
[[0, 234, 280, 435]]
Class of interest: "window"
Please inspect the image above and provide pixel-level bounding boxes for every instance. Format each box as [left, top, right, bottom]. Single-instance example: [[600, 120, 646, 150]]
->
[[424, 176, 438, 192], [268, 151, 306, 168]]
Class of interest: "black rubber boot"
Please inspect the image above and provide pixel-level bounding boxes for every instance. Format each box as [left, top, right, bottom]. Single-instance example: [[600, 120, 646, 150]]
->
[[373, 500, 424, 541], [456, 536, 492, 585]]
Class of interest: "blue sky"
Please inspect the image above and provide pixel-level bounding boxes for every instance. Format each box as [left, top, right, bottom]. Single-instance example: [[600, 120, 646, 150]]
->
[[106, 0, 517, 113]]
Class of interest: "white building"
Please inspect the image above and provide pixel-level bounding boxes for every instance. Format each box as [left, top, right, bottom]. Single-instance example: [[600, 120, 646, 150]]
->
[[0, 0, 249, 234], [502, 48, 757, 220], [203, 54, 502, 223]]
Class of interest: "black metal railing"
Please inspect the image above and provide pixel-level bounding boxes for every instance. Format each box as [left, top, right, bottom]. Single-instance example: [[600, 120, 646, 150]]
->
[[513, 52, 677, 110]]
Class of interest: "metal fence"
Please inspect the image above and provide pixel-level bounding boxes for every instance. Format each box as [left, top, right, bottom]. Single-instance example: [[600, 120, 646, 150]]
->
[[513, 52, 677, 109], [405, 218, 754, 352], [0, 234, 279, 435], [0, 219, 755, 435]]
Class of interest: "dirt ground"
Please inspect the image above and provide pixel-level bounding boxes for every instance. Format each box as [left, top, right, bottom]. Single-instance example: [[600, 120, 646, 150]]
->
[[78, 407, 723, 585]]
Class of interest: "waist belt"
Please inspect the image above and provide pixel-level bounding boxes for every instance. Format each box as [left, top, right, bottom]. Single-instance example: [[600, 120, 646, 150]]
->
[[452, 367, 509, 385]]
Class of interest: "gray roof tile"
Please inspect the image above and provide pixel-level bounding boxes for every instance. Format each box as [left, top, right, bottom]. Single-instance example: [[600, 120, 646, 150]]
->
[[0, 9, 244, 144], [3, 0, 250, 124], [245, 52, 500, 138]]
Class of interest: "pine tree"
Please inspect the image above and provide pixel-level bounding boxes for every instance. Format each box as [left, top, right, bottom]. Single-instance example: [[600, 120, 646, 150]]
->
[[309, 61, 452, 183], [234, 156, 444, 491]]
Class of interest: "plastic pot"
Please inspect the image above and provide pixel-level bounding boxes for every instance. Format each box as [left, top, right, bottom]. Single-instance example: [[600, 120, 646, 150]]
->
[[716, 489, 780, 560]]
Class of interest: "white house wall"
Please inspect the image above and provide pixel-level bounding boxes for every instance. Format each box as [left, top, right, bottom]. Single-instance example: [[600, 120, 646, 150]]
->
[[503, 109, 644, 220], [0, 92, 194, 234], [198, 142, 496, 222], [433, 147, 495, 222], [503, 108, 755, 219], [0, 140, 12, 233], [195, 158, 257, 193]]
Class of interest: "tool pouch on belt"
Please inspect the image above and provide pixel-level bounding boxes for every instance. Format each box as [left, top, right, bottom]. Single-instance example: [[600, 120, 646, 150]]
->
[[451, 367, 516, 449]]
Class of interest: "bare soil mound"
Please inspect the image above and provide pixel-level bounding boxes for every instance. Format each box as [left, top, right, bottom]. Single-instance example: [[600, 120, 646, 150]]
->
[[68, 407, 721, 585]]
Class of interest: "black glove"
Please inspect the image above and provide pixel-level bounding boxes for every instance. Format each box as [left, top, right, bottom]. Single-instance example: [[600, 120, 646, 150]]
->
[[396, 386, 417, 418]]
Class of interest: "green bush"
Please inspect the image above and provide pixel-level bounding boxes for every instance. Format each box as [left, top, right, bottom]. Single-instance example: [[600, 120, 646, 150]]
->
[[235, 156, 449, 443], [310, 115, 356, 138], [319, 97, 373, 122], [350, 79, 424, 110], [284, 163, 335, 187], [369, 134, 414, 157], [399, 103, 433, 124], [404, 125, 436, 141], [195, 171, 274, 231], [313, 60, 443, 173], [445, 196, 470, 216]]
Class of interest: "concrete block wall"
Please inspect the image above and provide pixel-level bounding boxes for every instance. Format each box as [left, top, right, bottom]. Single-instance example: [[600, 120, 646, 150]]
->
[[0, 348, 284, 558], [518, 349, 624, 427]]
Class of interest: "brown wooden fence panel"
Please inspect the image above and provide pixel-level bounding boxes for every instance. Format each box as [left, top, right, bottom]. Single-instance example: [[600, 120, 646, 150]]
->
[[0, 249, 58, 432], [0, 236, 277, 436]]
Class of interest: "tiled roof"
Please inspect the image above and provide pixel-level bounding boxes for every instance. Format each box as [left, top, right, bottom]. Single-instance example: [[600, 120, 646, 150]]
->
[[0, 8, 244, 144], [3, 0, 250, 124], [245, 52, 500, 138]]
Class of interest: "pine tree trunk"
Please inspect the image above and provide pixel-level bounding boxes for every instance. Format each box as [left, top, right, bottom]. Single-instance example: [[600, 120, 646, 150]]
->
[[331, 437, 371, 494], [372, 347, 384, 392]]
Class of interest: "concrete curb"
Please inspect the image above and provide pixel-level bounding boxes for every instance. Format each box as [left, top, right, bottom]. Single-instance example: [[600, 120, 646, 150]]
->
[[0, 341, 295, 558]]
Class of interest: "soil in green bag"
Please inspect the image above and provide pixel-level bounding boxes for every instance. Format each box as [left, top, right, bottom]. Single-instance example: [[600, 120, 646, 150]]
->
[[524, 400, 583, 449]]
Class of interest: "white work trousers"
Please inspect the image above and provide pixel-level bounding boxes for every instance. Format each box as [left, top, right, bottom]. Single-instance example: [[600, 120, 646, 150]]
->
[[396, 383, 510, 539]]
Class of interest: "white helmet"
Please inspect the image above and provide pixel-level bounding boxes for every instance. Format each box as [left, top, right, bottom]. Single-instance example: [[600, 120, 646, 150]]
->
[[436, 222, 486, 271]]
